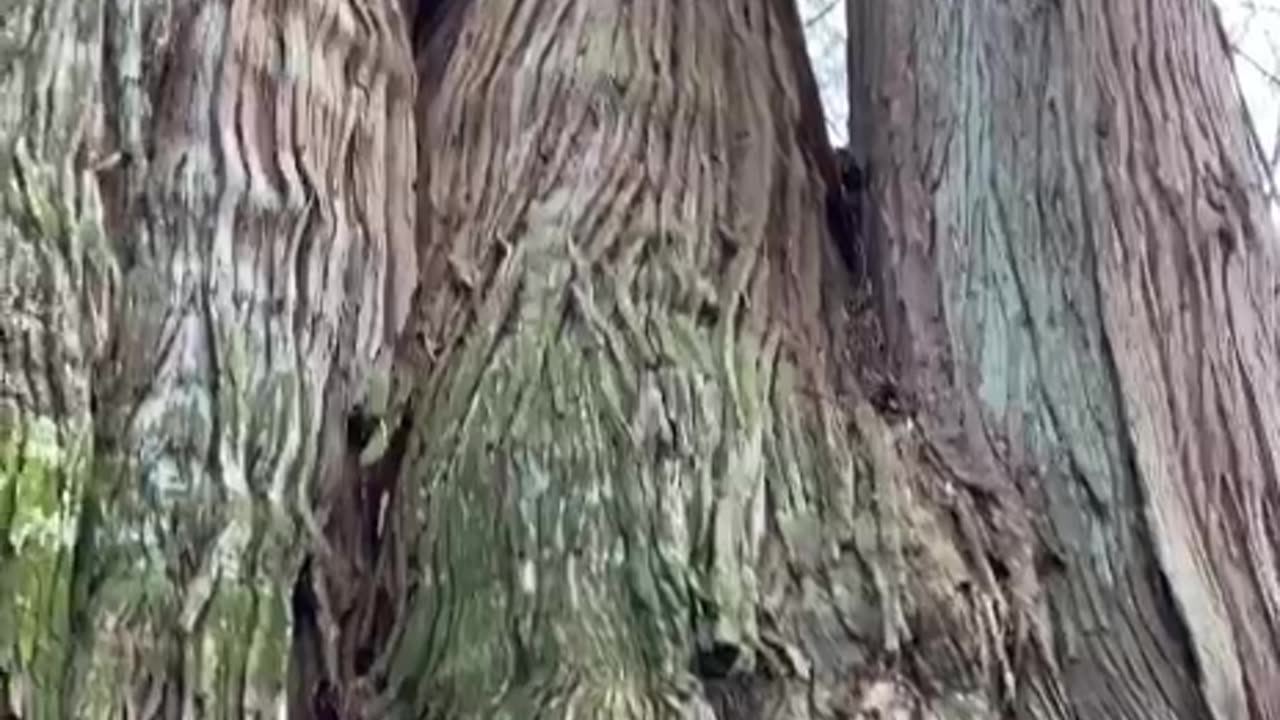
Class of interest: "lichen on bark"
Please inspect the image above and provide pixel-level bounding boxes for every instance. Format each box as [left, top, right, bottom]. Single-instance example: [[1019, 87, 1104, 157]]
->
[[3, 0, 419, 715], [351, 2, 1007, 718], [1, 0, 110, 713], [850, 0, 1280, 716], [6, 0, 1280, 717]]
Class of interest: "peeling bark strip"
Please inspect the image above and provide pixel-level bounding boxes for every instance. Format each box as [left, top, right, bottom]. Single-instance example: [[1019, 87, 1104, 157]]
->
[[2, 0, 416, 715], [851, 1, 1280, 717]]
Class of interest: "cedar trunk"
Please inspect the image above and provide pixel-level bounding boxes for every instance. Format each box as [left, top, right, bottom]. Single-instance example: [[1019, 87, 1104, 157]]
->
[[1, 0, 1277, 719], [849, 1, 1280, 717]]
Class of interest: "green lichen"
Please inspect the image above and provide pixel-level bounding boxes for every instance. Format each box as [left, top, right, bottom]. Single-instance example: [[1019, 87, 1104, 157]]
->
[[184, 576, 290, 715], [0, 417, 92, 720], [381, 207, 867, 718]]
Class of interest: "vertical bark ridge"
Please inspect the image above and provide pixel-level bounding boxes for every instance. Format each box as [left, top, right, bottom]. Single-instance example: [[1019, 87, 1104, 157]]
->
[[851, 0, 1280, 717], [3, 0, 417, 715], [351, 2, 1037, 718], [369, 1, 911, 716], [1, 0, 111, 716], [1088, 3, 1280, 717], [91, 0, 417, 713]]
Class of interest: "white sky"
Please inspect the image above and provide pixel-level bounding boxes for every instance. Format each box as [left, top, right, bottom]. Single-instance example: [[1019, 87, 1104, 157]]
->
[[1220, 0, 1280, 185], [798, 0, 849, 144]]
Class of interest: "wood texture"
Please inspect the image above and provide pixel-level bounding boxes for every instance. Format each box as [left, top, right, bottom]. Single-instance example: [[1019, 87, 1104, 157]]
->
[[363, 0, 868, 716], [850, 1, 1280, 717], [5, 0, 1280, 717], [2, 0, 416, 715]]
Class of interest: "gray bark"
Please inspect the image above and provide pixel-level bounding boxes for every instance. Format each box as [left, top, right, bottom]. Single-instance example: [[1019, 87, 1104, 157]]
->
[[334, 0, 867, 716], [2, 0, 416, 715], [3, 0, 1279, 718], [850, 1, 1280, 717]]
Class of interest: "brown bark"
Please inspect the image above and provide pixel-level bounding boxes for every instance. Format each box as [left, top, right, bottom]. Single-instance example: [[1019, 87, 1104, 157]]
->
[[3, 0, 416, 715], [5, 0, 1280, 718], [850, 1, 1280, 717], [335, 0, 870, 716]]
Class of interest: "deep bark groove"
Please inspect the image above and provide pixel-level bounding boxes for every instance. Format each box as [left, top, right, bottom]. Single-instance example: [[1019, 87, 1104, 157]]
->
[[3, 0, 417, 715], [5, 0, 1280, 718], [366, 1, 879, 716]]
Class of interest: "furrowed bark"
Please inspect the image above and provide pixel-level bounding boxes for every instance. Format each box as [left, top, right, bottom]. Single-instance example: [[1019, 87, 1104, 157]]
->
[[1, 0, 108, 715], [346, 0, 924, 717], [315, 1, 1058, 718], [8, 0, 1280, 717], [1, 0, 417, 715], [850, 1, 1280, 717]]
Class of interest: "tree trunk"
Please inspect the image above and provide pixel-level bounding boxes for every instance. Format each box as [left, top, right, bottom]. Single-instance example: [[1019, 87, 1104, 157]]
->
[[4, 0, 1280, 718], [2, 0, 417, 715], [849, 0, 1280, 717], [347, 1, 873, 717]]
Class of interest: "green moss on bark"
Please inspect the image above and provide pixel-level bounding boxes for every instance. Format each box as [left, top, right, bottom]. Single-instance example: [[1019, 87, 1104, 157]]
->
[[0, 419, 91, 719], [378, 200, 869, 718]]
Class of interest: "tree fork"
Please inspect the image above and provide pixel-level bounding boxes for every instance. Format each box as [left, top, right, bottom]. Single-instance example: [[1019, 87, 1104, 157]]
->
[[315, 0, 1039, 717], [4, 0, 1280, 718]]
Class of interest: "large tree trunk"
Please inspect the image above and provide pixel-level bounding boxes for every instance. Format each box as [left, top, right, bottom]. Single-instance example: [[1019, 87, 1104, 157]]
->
[[4, 0, 1280, 718], [849, 0, 1280, 717], [345, 1, 870, 717], [2, 0, 417, 715]]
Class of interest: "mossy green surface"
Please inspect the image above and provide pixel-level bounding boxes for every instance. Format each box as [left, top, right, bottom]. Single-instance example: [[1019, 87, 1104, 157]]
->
[[382, 209, 869, 718], [0, 418, 90, 720]]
